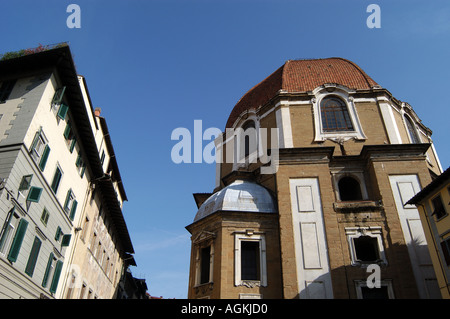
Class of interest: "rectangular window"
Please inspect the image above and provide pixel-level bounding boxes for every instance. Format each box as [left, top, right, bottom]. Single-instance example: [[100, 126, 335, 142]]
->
[[7, 218, 28, 263], [27, 186, 43, 203], [57, 103, 69, 120], [440, 237, 450, 266], [200, 246, 211, 284], [353, 236, 380, 262], [30, 129, 50, 170], [40, 208, 50, 226], [0, 208, 19, 256], [49, 260, 63, 294], [18, 175, 33, 191], [25, 236, 42, 277], [50, 165, 62, 194], [432, 195, 447, 220], [42, 253, 55, 288], [51, 86, 66, 107], [241, 241, 260, 281], [63, 189, 78, 221], [0, 79, 17, 103]]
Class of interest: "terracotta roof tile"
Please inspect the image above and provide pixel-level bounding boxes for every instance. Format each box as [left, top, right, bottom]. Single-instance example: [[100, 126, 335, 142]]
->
[[226, 58, 379, 128]]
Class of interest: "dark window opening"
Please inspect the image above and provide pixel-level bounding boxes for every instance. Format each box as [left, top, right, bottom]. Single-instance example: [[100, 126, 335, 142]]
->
[[361, 286, 389, 299], [320, 97, 354, 132], [354, 236, 380, 262], [432, 195, 447, 220], [200, 246, 211, 284], [0, 79, 17, 103], [241, 241, 260, 281], [440, 238, 450, 266], [242, 121, 256, 159], [338, 176, 363, 201]]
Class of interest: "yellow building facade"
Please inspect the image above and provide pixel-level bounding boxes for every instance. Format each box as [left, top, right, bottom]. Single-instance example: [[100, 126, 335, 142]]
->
[[408, 167, 450, 299]]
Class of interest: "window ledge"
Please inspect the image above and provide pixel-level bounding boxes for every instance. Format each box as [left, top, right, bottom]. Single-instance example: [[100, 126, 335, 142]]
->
[[334, 200, 383, 213]]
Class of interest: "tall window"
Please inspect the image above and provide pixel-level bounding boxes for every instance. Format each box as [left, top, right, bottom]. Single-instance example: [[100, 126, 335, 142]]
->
[[405, 116, 420, 143], [241, 241, 260, 281], [234, 233, 267, 287], [0, 79, 16, 103], [200, 246, 211, 284], [50, 165, 63, 194], [320, 97, 354, 132]]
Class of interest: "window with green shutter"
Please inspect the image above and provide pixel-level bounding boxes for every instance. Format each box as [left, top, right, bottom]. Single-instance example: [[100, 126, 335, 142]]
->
[[55, 226, 62, 241], [7, 219, 28, 263], [51, 87, 66, 107], [62, 234, 72, 247], [50, 166, 62, 194], [27, 186, 43, 202], [42, 253, 54, 288], [18, 175, 33, 191], [63, 121, 72, 140], [50, 260, 63, 294], [69, 137, 76, 153], [25, 237, 41, 277], [69, 200, 78, 221], [57, 103, 69, 120], [38, 145, 50, 171], [40, 208, 50, 226]]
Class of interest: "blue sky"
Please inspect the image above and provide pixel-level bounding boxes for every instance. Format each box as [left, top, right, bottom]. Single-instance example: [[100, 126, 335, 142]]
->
[[1, 0, 449, 298]]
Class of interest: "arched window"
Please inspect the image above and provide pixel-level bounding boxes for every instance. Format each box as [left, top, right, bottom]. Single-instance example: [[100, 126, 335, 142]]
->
[[242, 121, 257, 158], [405, 116, 420, 144], [320, 97, 354, 132], [338, 176, 362, 201]]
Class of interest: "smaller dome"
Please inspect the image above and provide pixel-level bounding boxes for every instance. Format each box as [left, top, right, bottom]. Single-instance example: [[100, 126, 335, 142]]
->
[[194, 180, 277, 222]]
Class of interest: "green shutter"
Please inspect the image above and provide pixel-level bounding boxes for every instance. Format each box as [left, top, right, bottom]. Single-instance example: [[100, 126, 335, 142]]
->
[[55, 226, 62, 241], [57, 103, 69, 120], [63, 122, 72, 140], [50, 168, 62, 193], [80, 165, 86, 178], [7, 219, 28, 262], [49, 260, 63, 294], [61, 234, 72, 247], [27, 186, 43, 202], [69, 138, 76, 153], [38, 145, 50, 171], [25, 237, 42, 277], [69, 200, 78, 221], [63, 189, 72, 212], [52, 87, 66, 106], [75, 153, 82, 167], [42, 253, 54, 288]]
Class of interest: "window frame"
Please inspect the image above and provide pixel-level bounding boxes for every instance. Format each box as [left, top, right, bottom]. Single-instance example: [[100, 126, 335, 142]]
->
[[345, 227, 387, 267], [431, 194, 447, 221], [355, 280, 395, 299], [312, 87, 366, 142], [0, 208, 20, 257], [234, 232, 267, 287], [50, 164, 63, 194]]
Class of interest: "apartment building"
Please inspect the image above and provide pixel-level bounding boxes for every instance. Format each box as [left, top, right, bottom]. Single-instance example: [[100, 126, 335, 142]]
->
[[0, 43, 135, 299]]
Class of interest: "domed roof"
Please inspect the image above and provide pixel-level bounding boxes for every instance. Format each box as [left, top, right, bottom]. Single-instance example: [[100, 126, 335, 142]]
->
[[194, 180, 277, 222], [226, 57, 379, 128]]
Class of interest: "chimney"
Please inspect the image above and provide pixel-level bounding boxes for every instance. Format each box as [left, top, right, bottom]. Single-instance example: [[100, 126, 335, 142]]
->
[[94, 107, 101, 117]]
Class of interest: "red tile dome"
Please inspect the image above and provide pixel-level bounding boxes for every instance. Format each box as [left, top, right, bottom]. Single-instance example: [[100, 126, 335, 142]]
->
[[226, 58, 379, 128]]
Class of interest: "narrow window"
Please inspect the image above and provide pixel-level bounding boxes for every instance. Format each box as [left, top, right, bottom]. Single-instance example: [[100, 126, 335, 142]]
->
[[200, 246, 211, 284], [405, 116, 420, 144], [25, 236, 42, 277], [0, 208, 19, 256], [42, 253, 55, 288], [320, 97, 354, 132], [241, 241, 260, 281], [7, 218, 28, 263], [50, 260, 63, 294], [353, 235, 380, 262], [440, 238, 450, 266], [40, 208, 50, 226], [50, 166, 62, 194], [30, 129, 50, 169], [338, 176, 362, 201], [431, 195, 447, 220]]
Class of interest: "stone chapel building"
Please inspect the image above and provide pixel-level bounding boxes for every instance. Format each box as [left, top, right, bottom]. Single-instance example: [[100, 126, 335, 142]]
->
[[185, 58, 443, 299]]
